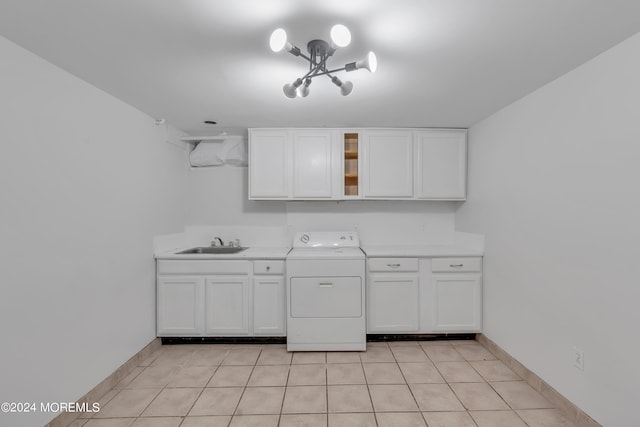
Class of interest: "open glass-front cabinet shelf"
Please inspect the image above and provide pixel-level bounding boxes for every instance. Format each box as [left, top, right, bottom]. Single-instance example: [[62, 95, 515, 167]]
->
[[343, 132, 359, 196]]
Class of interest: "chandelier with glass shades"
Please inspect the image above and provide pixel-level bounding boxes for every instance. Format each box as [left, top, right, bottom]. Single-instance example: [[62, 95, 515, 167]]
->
[[269, 24, 377, 98]]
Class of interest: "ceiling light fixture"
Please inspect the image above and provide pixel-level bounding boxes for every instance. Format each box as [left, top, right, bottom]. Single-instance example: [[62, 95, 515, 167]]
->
[[270, 24, 377, 98]]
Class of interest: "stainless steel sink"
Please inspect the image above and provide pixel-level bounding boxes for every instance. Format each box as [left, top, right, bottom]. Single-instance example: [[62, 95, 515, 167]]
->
[[177, 246, 247, 254]]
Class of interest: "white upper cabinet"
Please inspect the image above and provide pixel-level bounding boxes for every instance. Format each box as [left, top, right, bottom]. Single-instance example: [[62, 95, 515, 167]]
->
[[249, 129, 336, 200], [292, 130, 335, 198], [248, 128, 467, 201], [248, 129, 290, 199], [362, 130, 414, 198], [414, 129, 467, 200]]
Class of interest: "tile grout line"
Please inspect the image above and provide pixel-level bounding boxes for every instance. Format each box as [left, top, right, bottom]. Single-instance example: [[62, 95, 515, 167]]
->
[[462, 351, 503, 427], [175, 347, 216, 420], [231, 347, 262, 420], [361, 343, 385, 427], [77, 346, 165, 422], [177, 351, 217, 425], [455, 345, 556, 427], [325, 357, 329, 427], [389, 343, 430, 426], [137, 348, 198, 421], [426, 344, 484, 426], [277, 351, 293, 427], [100, 346, 178, 422], [461, 348, 517, 406]]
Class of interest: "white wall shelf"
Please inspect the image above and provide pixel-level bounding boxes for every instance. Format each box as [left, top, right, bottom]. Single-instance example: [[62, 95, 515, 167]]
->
[[180, 135, 227, 143]]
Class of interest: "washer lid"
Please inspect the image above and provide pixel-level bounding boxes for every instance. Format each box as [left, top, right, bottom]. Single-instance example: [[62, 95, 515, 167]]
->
[[292, 231, 360, 249]]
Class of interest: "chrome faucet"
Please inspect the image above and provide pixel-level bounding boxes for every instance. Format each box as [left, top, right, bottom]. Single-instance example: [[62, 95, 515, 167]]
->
[[212, 237, 224, 246]]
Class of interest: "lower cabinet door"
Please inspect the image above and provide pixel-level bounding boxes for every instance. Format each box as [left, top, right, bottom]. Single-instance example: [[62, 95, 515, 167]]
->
[[432, 274, 482, 332], [205, 276, 250, 335], [157, 276, 205, 336], [367, 274, 420, 332], [253, 276, 286, 335]]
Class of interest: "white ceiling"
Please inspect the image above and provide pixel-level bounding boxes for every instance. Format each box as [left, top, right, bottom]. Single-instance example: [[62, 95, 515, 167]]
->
[[1, 0, 640, 136]]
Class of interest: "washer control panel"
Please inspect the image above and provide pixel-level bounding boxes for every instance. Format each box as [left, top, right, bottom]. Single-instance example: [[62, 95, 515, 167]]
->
[[293, 231, 360, 248]]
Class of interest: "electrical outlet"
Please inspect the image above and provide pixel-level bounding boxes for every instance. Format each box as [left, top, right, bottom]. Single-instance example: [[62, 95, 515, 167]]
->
[[573, 346, 584, 371]]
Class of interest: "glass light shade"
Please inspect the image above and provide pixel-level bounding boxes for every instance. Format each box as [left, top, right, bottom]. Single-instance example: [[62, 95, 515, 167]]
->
[[283, 83, 297, 98], [330, 24, 351, 48], [299, 79, 311, 97], [355, 51, 378, 73], [340, 80, 353, 96], [283, 78, 302, 98], [270, 28, 288, 52], [366, 51, 377, 73]]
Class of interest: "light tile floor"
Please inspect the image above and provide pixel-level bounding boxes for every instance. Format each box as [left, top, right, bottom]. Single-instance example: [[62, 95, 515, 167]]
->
[[72, 340, 577, 427]]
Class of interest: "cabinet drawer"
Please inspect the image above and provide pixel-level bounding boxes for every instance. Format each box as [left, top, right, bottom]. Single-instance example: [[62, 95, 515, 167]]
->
[[254, 260, 285, 275], [368, 258, 419, 272], [158, 260, 251, 275], [431, 257, 482, 272]]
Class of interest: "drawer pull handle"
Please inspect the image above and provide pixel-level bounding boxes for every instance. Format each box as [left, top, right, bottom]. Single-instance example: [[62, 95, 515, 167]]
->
[[450, 264, 464, 268], [266, 266, 271, 271], [319, 282, 333, 287], [387, 263, 401, 268]]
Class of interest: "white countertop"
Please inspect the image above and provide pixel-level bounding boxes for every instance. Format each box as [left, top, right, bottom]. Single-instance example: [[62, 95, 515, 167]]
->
[[154, 228, 484, 260], [361, 244, 483, 257], [156, 245, 482, 260], [155, 246, 291, 260]]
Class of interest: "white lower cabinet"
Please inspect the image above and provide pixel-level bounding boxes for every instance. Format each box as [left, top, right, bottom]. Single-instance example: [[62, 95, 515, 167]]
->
[[431, 258, 482, 332], [367, 258, 420, 333], [432, 275, 481, 331], [366, 256, 482, 334], [157, 276, 205, 336], [156, 259, 285, 337], [205, 276, 249, 335], [253, 261, 286, 336]]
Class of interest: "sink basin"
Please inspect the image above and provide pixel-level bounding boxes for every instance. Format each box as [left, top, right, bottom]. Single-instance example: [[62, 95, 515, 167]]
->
[[177, 246, 248, 254]]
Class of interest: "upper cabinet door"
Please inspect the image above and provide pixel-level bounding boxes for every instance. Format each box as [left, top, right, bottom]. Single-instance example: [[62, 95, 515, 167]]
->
[[414, 129, 467, 200], [292, 130, 334, 198], [362, 130, 414, 198], [248, 129, 290, 199]]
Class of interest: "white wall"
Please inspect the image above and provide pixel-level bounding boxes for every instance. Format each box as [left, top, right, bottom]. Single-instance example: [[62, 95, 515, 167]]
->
[[286, 200, 456, 245], [456, 32, 640, 426], [187, 167, 287, 226], [186, 167, 457, 244], [0, 36, 188, 426]]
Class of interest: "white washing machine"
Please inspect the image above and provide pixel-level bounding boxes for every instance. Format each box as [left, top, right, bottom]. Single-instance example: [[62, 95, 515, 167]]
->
[[286, 231, 366, 351]]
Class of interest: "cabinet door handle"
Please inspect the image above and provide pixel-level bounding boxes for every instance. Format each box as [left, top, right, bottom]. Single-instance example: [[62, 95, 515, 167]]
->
[[387, 263, 401, 268], [449, 264, 464, 268], [319, 282, 334, 287]]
